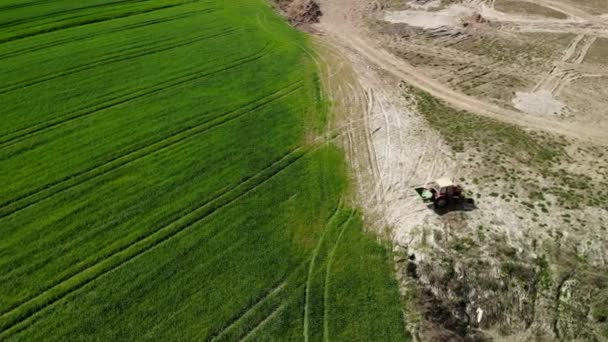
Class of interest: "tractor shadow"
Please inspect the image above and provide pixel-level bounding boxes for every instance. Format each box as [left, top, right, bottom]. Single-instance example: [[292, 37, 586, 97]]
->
[[427, 198, 477, 216]]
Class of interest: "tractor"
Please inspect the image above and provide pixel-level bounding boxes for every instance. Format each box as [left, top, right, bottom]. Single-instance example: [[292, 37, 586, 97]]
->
[[415, 177, 464, 209]]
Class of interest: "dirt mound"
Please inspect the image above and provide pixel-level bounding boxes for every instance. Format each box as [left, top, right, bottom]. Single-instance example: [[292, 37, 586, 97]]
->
[[285, 0, 322, 25], [462, 13, 490, 28]]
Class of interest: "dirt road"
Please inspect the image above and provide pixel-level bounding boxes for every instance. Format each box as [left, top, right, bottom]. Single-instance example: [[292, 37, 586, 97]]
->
[[314, 0, 608, 145]]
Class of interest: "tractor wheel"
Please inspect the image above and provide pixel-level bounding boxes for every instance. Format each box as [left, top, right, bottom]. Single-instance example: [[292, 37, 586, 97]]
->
[[435, 198, 449, 209]]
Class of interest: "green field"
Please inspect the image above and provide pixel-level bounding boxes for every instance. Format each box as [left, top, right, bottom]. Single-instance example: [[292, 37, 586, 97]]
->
[[0, 0, 408, 340]]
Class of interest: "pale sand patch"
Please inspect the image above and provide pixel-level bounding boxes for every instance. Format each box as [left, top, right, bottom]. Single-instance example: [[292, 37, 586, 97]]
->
[[512, 90, 565, 115], [383, 5, 473, 29], [407, 0, 441, 11]]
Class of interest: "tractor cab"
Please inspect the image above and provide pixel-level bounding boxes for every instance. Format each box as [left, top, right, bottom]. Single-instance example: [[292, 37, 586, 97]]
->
[[415, 177, 463, 209], [430, 177, 460, 196]]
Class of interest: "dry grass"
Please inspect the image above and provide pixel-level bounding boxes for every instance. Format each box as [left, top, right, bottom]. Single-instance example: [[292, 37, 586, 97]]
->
[[583, 37, 608, 65], [495, 0, 569, 19], [562, 0, 608, 15], [407, 86, 608, 211]]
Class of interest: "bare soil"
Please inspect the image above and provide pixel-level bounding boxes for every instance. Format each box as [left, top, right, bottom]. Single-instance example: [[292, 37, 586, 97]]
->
[[584, 36, 608, 64], [494, 1, 568, 19], [307, 0, 608, 340]]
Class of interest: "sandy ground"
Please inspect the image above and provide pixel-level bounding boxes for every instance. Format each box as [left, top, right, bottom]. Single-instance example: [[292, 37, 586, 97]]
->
[[312, 0, 608, 239], [313, 0, 608, 144], [315, 38, 455, 234], [380, 0, 608, 132], [311, 0, 608, 340], [312, 0, 453, 237], [512, 89, 564, 115]]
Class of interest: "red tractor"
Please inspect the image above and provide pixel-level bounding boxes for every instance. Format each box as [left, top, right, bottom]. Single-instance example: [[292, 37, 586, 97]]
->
[[415, 177, 464, 209]]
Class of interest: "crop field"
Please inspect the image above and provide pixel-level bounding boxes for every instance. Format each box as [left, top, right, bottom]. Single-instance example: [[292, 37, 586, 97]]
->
[[0, 0, 408, 340]]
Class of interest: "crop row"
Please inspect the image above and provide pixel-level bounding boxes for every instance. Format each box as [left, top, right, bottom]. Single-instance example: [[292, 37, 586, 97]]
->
[[0, 0, 208, 43], [0, 144, 312, 337]]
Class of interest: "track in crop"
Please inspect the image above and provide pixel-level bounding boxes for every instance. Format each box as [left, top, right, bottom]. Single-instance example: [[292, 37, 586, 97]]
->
[[0, 8, 214, 60], [302, 200, 359, 342], [138, 237, 249, 338], [0, 77, 301, 219], [303, 198, 343, 342], [0, 38, 267, 148], [0, 0, 210, 44], [0, 145, 313, 337], [210, 204, 357, 341]]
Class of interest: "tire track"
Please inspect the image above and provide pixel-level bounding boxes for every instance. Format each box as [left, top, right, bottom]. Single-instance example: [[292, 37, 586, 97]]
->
[[320, 20, 608, 144], [362, 88, 381, 182], [303, 198, 343, 342], [142, 236, 249, 340], [239, 304, 286, 342], [533, 34, 597, 96], [315, 31, 449, 234], [345, 113, 357, 170], [572, 36, 597, 64], [0, 24, 231, 96], [8, 0, 214, 35], [385, 98, 405, 197], [0, 42, 265, 148], [207, 259, 309, 342], [0, 8, 214, 60], [208, 283, 287, 342], [378, 90, 392, 197], [0, 146, 313, 337], [0, 0, 57, 12], [322, 210, 355, 342], [403, 128, 433, 189], [561, 35, 585, 63], [313, 39, 374, 205], [363, 87, 386, 205], [0, 81, 302, 276], [0, 79, 301, 220], [0, 0, 150, 29], [0, 0, 207, 44]]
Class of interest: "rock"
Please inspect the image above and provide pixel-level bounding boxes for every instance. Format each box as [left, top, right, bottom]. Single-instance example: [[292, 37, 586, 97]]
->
[[286, 0, 322, 25]]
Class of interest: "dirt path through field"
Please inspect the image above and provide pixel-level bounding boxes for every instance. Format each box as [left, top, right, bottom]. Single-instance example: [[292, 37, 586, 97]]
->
[[311, 0, 608, 248], [314, 31, 455, 236], [530, 34, 597, 94], [313, 0, 608, 145]]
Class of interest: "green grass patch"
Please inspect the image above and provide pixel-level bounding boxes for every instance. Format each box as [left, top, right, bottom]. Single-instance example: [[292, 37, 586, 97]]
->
[[494, 1, 568, 19], [0, 0, 408, 340]]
